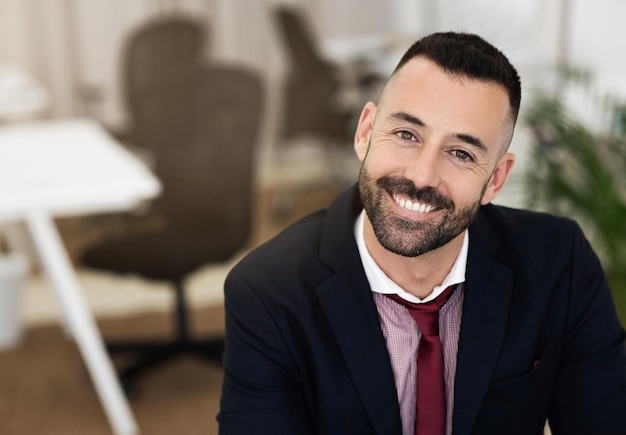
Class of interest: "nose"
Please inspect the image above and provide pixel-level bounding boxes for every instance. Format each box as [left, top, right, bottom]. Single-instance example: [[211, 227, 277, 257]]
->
[[404, 144, 441, 188]]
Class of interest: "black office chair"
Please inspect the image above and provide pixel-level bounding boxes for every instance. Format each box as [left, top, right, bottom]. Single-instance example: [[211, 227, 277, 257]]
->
[[117, 15, 206, 148], [274, 6, 353, 144], [81, 65, 264, 395], [270, 7, 383, 219]]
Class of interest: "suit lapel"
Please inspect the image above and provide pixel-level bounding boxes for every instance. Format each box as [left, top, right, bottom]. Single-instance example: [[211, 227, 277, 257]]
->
[[316, 263, 402, 434], [315, 186, 402, 434], [452, 208, 514, 435]]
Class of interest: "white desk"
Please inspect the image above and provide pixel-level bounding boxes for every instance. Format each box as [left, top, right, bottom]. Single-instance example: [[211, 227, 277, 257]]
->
[[0, 118, 161, 435]]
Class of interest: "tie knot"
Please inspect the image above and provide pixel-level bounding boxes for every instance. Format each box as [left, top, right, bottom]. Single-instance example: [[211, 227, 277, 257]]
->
[[385, 285, 456, 336], [407, 306, 440, 336]]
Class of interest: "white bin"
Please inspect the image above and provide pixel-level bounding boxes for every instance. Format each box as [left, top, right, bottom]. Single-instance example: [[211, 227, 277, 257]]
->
[[0, 254, 28, 350]]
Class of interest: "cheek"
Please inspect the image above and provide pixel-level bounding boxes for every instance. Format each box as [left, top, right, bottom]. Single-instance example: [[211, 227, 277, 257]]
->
[[361, 146, 400, 176], [444, 170, 491, 205]]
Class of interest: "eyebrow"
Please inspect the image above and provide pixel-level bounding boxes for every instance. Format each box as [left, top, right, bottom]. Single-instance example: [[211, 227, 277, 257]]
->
[[390, 111, 488, 152], [454, 133, 488, 152], [391, 111, 425, 127]]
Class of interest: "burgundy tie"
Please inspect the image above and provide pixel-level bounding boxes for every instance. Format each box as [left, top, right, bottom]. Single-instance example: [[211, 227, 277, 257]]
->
[[386, 285, 456, 435]]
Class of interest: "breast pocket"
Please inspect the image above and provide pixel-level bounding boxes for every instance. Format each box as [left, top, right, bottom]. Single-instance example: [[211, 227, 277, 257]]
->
[[473, 339, 562, 435]]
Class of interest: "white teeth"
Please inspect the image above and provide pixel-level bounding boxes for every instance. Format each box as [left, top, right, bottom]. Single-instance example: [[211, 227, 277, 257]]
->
[[393, 194, 435, 213]]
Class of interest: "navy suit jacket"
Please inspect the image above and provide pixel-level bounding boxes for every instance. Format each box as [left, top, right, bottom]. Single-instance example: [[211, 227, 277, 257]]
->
[[218, 185, 626, 434]]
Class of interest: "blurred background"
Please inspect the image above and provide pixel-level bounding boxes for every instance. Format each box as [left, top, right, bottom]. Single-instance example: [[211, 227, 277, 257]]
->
[[2, 0, 626, 205], [0, 0, 625, 434]]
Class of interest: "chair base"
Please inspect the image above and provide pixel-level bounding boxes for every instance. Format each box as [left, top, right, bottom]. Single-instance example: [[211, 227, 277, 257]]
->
[[108, 336, 224, 396]]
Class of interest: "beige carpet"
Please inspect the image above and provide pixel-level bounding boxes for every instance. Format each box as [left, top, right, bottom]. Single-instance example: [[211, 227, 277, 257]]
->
[[0, 305, 224, 435]]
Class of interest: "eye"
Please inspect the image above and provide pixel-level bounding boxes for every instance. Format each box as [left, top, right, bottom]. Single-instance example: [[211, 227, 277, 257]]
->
[[396, 130, 417, 142], [451, 149, 474, 162]]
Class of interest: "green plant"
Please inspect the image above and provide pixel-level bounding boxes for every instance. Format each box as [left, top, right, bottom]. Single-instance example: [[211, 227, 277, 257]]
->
[[523, 74, 626, 322]]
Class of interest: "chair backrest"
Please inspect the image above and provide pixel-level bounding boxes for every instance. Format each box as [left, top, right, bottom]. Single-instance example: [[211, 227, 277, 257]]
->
[[273, 7, 350, 143], [141, 66, 264, 258], [121, 16, 206, 147], [274, 7, 331, 78]]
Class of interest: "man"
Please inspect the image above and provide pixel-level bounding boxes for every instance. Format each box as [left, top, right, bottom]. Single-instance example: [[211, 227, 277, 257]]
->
[[218, 32, 626, 434]]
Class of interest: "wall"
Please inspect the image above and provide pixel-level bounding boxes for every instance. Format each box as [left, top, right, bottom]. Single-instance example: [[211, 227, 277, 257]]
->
[[568, 0, 626, 99], [4, 0, 621, 124], [2, 0, 623, 207], [0, 0, 78, 118]]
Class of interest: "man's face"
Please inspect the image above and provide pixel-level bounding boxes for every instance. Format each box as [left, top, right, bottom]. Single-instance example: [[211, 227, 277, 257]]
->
[[354, 57, 515, 257]]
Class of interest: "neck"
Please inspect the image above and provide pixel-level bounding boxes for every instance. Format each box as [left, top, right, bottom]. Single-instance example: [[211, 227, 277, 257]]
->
[[363, 216, 465, 299]]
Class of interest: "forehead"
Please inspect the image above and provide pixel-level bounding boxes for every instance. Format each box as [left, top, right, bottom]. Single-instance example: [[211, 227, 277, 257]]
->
[[378, 57, 512, 148]]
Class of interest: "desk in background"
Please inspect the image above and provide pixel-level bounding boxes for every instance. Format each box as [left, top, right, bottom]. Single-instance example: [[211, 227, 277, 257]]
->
[[0, 118, 161, 435]]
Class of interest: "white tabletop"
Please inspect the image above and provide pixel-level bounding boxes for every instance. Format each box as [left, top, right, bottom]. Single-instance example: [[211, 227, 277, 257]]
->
[[0, 117, 159, 434], [0, 117, 160, 221]]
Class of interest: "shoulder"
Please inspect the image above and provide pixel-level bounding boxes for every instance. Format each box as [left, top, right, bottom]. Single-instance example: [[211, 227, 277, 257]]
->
[[481, 203, 576, 229], [234, 207, 328, 276], [473, 203, 596, 276], [479, 203, 583, 246], [229, 185, 361, 285], [221, 207, 329, 319], [473, 204, 606, 299]]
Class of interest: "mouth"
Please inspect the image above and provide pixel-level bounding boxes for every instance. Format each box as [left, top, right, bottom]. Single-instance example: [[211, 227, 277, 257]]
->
[[392, 193, 437, 214]]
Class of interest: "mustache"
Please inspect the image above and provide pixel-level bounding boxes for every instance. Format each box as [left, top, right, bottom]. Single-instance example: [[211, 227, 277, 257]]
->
[[376, 176, 454, 210]]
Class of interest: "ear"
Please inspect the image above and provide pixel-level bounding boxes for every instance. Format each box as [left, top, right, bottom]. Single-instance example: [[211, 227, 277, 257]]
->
[[354, 102, 377, 162], [481, 152, 515, 205]]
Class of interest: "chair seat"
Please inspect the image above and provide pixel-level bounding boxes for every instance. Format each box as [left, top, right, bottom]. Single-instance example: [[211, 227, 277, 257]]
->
[[82, 230, 239, 281]]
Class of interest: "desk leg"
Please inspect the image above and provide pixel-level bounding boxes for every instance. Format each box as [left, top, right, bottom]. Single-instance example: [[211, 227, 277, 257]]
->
[[25, 212, 139, 435]]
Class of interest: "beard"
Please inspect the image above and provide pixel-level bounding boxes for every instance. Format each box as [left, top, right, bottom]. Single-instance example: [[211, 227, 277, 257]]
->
[[358, 165, 484, 257]]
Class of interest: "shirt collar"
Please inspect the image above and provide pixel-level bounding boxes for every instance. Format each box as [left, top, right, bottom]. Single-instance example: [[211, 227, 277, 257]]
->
[[354, 210, 468, 304]]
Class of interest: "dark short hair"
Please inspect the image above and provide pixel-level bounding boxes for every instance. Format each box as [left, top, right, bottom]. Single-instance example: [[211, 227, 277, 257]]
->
[[393, 32, 522, 124]]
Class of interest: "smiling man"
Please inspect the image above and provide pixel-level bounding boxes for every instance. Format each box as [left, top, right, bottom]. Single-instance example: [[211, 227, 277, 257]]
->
[[355, 54, 515, 295], [218, 33, 626, 435]]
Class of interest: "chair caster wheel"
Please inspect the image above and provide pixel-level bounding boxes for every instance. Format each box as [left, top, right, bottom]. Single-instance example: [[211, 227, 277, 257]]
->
[[121, 378, 139, 398]]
